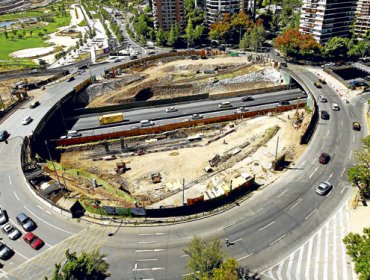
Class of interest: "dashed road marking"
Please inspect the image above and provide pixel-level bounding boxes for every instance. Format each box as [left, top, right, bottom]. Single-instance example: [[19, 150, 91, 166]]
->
[[309, 167, 318, 179], [237, 253, 253, 261], [135, 249, 165, 253], [277, 190, 287, 198], [13, 191, 20, 201], [259, 221, 275, 231], [269, 234, 286, 247], [305, 208, 317, 221], [290, 198, 302, 210], [8, 176, 12, 185], [138, 233, 165, 236], [137, 259, 158, 262]]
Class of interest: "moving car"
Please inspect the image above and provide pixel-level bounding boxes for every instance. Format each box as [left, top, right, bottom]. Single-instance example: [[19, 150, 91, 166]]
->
[[2, 223, 21, 240], [235, 107, 248, 114], [191, 114, 203, 120], [318, 78, 326, 84], [241, 96, 254, 102], [22, 116, 33, 125], [140, 120, 154, 127], [166, 107, 177, 113], [219, 101, 232, 108], [16, 213, 36, 231], [278, 100, 290, 106], [352, 122, 361, 131], [0, 208, 7, 225], [23, 233, 44, 250], [0, 130, 9, 142], [321, 111, 329, 120], [319, 152, 330, 164], [331, 103, 340, 111], [29, 101, 40, 109], [66, 76, 75, 82], [315, 181, 333, 195], [0, 242, 13, 260], [318, 95, 327, 103], [314, 82, 322, 88]]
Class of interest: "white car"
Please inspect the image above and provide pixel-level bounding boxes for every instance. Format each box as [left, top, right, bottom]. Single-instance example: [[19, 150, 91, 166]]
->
[[140, 120, 154, 127], [0, 208, 7, 225], [166, 107, 177, 113], [22, 116, 33, 125], [332, 103, 340, 111], [235, 107, 248, 114], [191, 114, 203, 120], [2, 223, 21, 240], [219, 102, 232, 108]]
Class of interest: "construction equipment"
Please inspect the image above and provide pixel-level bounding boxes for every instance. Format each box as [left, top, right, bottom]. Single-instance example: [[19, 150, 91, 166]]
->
[[114, 162, 127, 174], [150, 172, 161, 183]]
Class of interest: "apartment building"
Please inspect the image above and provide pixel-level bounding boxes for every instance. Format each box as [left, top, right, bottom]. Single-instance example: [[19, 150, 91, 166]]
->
[[205, 0, 252, 25], [152, 0, 184, 31], [299, 0, 357, 44], [354, 0, 370, 37]]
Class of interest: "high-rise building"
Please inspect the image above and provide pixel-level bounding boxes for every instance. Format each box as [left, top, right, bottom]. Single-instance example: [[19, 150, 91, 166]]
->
[[354, 0, 370, 37], [205, 0, 252, 25], [152, 0, 184, 31], [299, 0, 357, 44]]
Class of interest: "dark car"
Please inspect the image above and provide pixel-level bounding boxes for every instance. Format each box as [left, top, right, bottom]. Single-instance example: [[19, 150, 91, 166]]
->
[[278, 100, 290, 106], [321, 111, 329, 120], [16, 213, 36, 232], [242, 96, 254, 102], [319, 152, 330, 164], [315, 181, 333, 195], [0, 242, 13, 260], [352, 122, 361, 131], [318, 95, 327, 103], [29, 101, 40, 109], [0, 130, 9, 142], [77, 65, 88, 70], [169, 49, 177, 53], [66, 76, 75, 82], [314, 82, 322, 88]]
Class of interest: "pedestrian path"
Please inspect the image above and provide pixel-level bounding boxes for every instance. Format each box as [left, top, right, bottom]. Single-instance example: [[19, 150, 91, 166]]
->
[[261, 203, 357, 280]]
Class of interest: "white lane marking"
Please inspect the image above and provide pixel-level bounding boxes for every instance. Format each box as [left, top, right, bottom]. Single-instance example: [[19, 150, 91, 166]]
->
[[286, 253, 294, 280], [326, 130, 329, 136], [305, 236, 313, 280], [309, 167, 318, 179], [277, 190, 287, 198], [258, 221, 275, 231], [269, 234, 286, 247], [180, 254, 189, 258], [8, 176, 12, 185], [277, 260, 284, 280], [290, 198, 302, 210], [138, 241, 157, 244], [137, 259, 158, 261], [180, 236, 192, 240], [340, 187, 346, 194], [300, 160, 306, 168], [339, 132, 342, 139], [311, 158, 316, 165], [220, 222, 236, 230], [328, 173, 333, 179], [335, 145, 339, 153], [305, 208, 317, 221], [341, 120, 343, 126], [133, 267, 164, 271], [314, 228, 322, 279], [339, 206, 348, 280], [255, 207, 264, 214], [295, 242, 304, 280], [13, 191, 20, 201], [135, 249, 164, 253], [138, 233, 165, 236], [23, 206, 73, 235], [237, 253, 253, 261], [349, 151, 352, 159], [340, 168, 346, 177], [16, 250, 30, 260], [233, 238, 243, 243], [323, 222, 329, 280], [332, 210, 337, 280]]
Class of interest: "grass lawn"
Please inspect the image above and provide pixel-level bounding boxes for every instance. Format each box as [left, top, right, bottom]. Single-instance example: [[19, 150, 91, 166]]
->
[[0, 10, 45, 22]]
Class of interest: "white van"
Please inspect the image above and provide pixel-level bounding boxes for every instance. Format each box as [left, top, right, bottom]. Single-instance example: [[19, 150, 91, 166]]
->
[[219, 101, 232, 108], [140, 120, 154, 127]]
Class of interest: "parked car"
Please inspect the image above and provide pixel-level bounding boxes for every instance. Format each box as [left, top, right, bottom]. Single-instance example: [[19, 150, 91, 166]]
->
[[140, 120, 154, 127], [16, 213, 36, 231], [315, 181, 333, 195], [318, 95, 327, 103], [191, 114, 203, 120], [0, 208, 7, 225], [2, 223, 21, 240], [166, 107, 178, 113], [331, 103, 340, 111], [29, 101, 40, 109], [314, 82, 322, 88], [321, 111, 330, 120], [23, 233, 44, 250], [219, 101, 232, 108], [0, 242, 13, 260], [241, 96, 254, 102], [22, 116, 33, 125], [319, 152, 330, 164], [0, 130, 9, 142], [352, 122, 361, 131]]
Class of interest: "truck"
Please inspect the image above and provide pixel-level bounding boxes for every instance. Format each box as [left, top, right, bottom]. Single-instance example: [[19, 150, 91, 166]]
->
[[98, 113, 124, 125]]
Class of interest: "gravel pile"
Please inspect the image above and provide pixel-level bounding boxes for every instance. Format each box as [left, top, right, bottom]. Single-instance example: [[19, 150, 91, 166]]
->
[[217, 69, 281, 85]]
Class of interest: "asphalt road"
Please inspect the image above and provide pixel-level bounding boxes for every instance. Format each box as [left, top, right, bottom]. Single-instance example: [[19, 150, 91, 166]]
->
[[69, 88, 306, 135], [0, 62, 367, 279]]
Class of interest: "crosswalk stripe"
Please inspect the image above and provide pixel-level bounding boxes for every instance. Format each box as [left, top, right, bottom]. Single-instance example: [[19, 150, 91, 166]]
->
[[323, 222, 329, 280], [305, 236, 313, 280], [332, 209, 338, 280], [314, 229, 321, 279], [277, 261, 284, 280], [296, 245, 304, 280], [339, 206, 348, 280], [286, 253, 294, 280]]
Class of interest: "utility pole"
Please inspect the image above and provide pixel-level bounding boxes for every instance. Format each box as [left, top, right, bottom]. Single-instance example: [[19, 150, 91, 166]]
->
[[182, 178, 185, 206], [275, 136, 279, 163]]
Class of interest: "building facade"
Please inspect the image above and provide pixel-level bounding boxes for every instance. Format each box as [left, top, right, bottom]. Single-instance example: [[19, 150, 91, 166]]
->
[[206, 0, 252, 25], [354, 0, 370, 37], [299, 0, 357, 44], [152, 0, 184, 31]]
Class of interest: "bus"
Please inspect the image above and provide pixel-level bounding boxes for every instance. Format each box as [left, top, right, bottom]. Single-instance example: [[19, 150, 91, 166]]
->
[[98, 113, 124, 125]]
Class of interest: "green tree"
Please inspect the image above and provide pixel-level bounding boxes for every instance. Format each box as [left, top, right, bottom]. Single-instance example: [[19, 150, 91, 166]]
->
[[155, 28, 166, 46], [249, 23, 266, 51], [343, 227, 370, 280], [324, 37, 350, 59], [38, 31, 43, 39], [167, 24, 179, 47], [48, 249, 110, 280], [29, 30, 33, 37], [348, 136, 370, 193], [212, 258, 239, 280], [4, 31, 8, 39], [185, 19, 194, 47]]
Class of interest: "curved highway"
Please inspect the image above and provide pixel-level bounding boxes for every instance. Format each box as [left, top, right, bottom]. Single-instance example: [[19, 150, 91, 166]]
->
[[0, 63, 367, 279]]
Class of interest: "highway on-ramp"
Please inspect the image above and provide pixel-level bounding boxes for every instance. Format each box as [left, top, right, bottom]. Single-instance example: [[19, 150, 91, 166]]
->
[[0, 63, 367, 279]]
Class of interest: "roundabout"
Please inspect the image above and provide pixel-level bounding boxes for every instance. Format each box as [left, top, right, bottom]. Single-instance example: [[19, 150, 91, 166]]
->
[[0, 55, 367, 279]]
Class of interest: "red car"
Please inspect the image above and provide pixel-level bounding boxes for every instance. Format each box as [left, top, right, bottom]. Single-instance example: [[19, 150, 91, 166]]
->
[[23, 233, 44, 250], [319, 153, 330, 164]]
